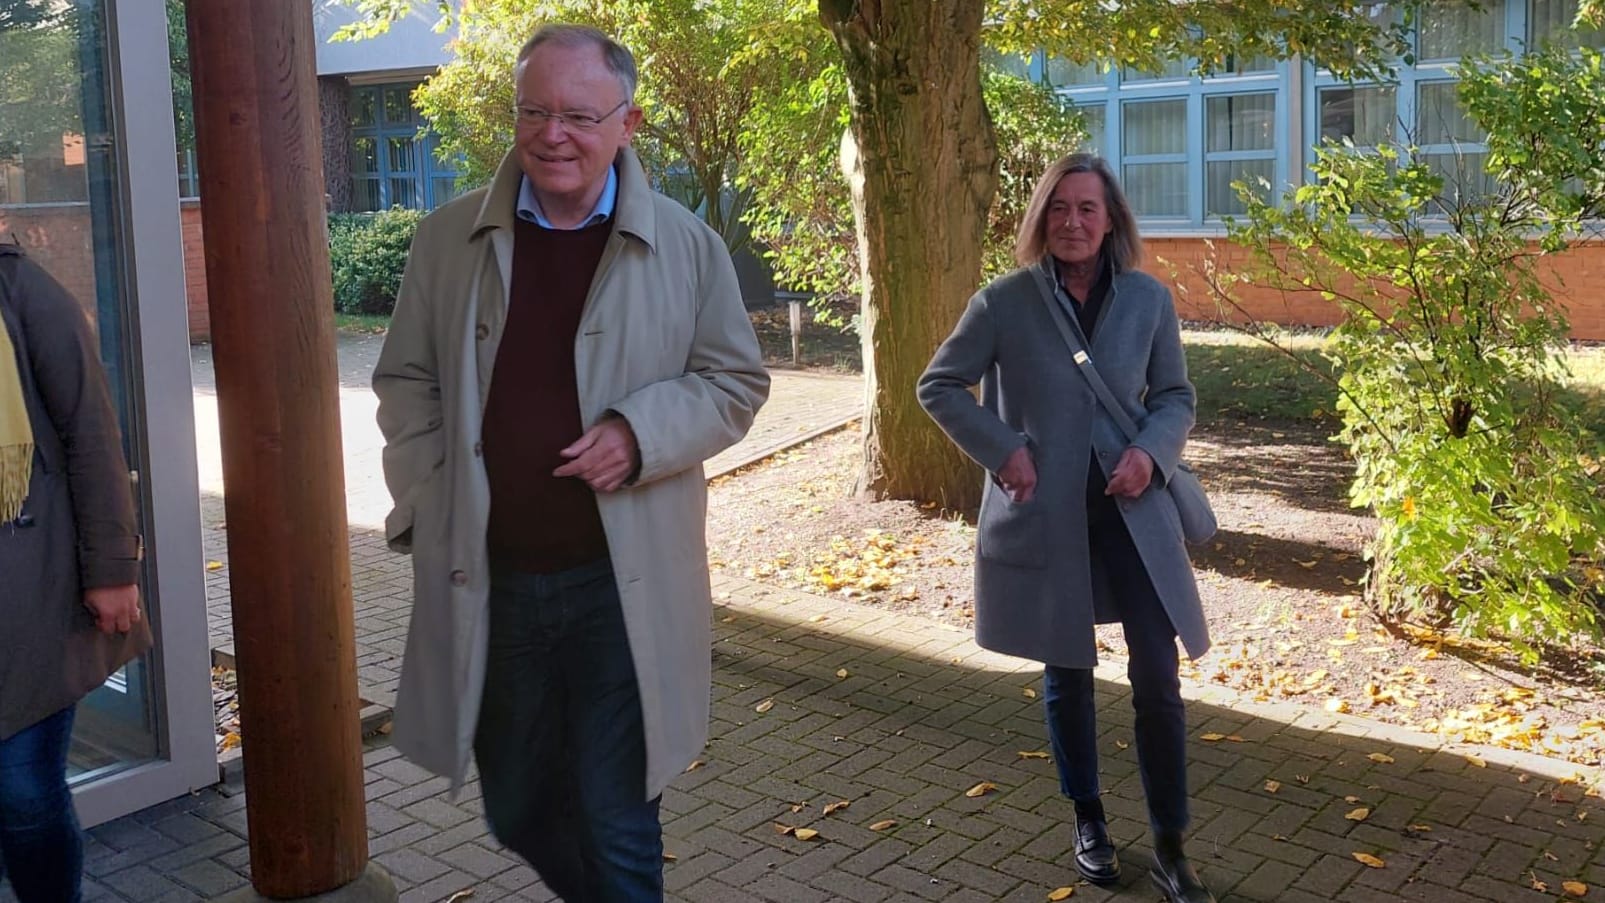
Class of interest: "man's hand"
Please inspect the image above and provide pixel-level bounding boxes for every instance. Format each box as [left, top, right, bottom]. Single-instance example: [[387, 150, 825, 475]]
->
[[1105, 446, 1155, 499], [554, 415, 641, 493], [84, 584, 141, 635], [998, 445, 1037, 503]]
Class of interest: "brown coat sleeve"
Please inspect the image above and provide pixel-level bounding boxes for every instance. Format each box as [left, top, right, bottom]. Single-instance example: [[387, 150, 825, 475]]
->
[[4, 252, 140, 588]]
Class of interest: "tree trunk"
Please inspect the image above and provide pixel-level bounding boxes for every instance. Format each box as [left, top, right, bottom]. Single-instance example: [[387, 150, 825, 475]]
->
[[820, 0, 995, 511], [318, 76, 353, 213]]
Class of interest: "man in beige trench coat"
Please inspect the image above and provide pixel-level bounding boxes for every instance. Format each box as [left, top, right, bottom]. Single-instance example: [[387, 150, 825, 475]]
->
[[372, 23, 769, 902]]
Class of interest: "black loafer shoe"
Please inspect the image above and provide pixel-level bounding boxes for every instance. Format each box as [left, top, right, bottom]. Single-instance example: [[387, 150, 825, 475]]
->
[[1073, 817, 1120, 884], [1150, 851, 1216, 903]]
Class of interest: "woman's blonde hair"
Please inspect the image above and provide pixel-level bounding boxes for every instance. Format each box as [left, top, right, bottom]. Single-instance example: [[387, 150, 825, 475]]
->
[[1012, 153, 1143, 272]]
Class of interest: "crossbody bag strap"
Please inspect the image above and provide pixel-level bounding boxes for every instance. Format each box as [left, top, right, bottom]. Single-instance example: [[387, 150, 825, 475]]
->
[[1026, 264, 1143, 443]]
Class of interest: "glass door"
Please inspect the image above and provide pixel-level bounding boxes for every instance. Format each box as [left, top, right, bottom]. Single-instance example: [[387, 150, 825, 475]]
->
[[0, 0, 215, 824]]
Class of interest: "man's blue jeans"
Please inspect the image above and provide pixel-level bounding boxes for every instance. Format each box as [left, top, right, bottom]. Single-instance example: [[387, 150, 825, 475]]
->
[[0, 706, 82, 903], [474, 559, 663, 903]]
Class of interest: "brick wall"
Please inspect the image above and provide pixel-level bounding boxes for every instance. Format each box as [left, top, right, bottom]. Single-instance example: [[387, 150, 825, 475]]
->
[[0, 203, 98, 318], [1145, 236, 1605, 341], [9, 199, 1604, 345], [180, 200, 209, 341]]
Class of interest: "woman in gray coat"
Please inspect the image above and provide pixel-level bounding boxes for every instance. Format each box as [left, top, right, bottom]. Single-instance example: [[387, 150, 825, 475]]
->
[[918, 154, 1214, 903]]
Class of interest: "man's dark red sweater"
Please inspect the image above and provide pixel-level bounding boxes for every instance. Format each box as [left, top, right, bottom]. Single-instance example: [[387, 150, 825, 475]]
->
[[481, 216, 613, 574]]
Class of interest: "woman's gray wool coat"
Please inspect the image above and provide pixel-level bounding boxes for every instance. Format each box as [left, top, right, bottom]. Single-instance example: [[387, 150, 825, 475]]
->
[[917, 265, 1210, 670]]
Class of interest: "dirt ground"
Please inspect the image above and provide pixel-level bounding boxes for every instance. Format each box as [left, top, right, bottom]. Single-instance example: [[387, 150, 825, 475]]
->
[[706, 414, 1605, 773]]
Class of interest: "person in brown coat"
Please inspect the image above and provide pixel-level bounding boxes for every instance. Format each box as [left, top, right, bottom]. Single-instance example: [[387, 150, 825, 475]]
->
[[0, 241, 148, 903]]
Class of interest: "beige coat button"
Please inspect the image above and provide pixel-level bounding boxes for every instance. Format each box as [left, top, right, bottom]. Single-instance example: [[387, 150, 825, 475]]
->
[[475, 323, 490, 340], [450, 570, 467, 586]]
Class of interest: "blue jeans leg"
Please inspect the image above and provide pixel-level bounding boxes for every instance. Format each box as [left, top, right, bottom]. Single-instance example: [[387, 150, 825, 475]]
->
[[474, 560, 663, 903], [1095, 516, 1190, 838], [0, 706, 83, 903], [1042, 665, 1100, 803]]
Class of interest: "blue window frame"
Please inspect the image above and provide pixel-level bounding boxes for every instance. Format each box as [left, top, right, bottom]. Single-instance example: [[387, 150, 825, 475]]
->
[[349, 82, 459, 212], [1030, 1, 1593, 232], [1041, 49, 1288, 228]]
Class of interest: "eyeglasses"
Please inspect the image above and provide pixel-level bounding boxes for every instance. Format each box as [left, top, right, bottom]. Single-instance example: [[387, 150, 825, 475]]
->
[[513, 100, 628, 133]]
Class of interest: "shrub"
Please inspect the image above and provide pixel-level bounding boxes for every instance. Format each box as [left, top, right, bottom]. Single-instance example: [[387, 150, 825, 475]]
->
[[328, 208, 422, 316], [1202, 48, 1605, 662]]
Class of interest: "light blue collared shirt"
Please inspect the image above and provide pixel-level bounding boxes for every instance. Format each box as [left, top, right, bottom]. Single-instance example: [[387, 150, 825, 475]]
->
[[516, 165, 617, 230]]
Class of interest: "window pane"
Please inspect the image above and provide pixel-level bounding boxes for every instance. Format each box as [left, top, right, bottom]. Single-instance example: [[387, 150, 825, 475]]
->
[[351, 88, 376, 128], [1207, 158, 1275, 216], [175, 146, 199, 198], [1422, 151, 1497, 200], [431, 177, 458, 207], [1123, 99, 1186, 155], [1319, 86, 1397, 146], [1418, 0, 1506, 59], [982, 47, 1032, 79], [1124, 162, 1188, 216], [1077, 104, 1106, 153], [383, 87, 415, 125], [1206, 93, 1275, 152], [0, 0, 162, 782], [387, 137, 415, 174], [388, 177, 418, 209], [1416, 81, 1485, 145], [351, 136, 378, 175], [1045, 56, 1102, 87], [1530, 0, 1605, 48], [1224, 54, 1276, 74], [1123, 57, 1191, 81], [352, 178, 380, 212]]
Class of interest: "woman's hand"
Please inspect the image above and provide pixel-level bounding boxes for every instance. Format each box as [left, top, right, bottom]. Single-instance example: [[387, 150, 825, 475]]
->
[[1104, 447, 1154, 499], [84, 584, 141, 634], [998, 445, 1038, 503]]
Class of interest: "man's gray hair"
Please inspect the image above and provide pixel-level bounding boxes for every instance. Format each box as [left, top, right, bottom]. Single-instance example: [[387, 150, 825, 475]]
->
[[516, 24, 638, 104]]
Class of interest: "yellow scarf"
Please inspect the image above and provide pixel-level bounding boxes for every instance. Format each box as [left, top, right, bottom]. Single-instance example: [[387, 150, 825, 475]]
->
[[0, 314, 33, 522]]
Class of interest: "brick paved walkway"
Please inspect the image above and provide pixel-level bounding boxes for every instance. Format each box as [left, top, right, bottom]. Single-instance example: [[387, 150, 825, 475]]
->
[[10, 338, 1601, 903]]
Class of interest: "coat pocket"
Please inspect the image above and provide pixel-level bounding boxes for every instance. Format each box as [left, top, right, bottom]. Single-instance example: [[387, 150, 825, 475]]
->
[[975, 488, 1048, 569]]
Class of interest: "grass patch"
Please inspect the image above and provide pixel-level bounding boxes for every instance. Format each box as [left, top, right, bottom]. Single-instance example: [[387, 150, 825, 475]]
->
[[1183, 329, 1336, 424], [1184, 329, 1605, 447], [334, 313, 390, 334]]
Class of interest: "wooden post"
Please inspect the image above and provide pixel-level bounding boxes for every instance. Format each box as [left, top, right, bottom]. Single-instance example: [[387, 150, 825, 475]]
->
[[790, 298, 803, 367], [185, 4, 387, 899]]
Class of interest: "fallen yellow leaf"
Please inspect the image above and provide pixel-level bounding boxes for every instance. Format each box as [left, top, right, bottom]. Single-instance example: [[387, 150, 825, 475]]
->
[[206, 560, 224, 571], [869, 819, 897, 831], [662, 852, 678, 863], [1345, 796, 1361, 804], [1532, 873, 1549, 892], [755, 699, 774, 714], [1326, 698, 1351, 714], [823, 800, 851, 816], [790, 803, 806, 813], [1368, 753, 1395, 764], [1047, 888, 1075, 901], [774, 823, 794, 835], [1563, 880, 1588, 897], [1406, 824, 1432, 832], [1115, 740, 1129, 750], [836, 669, 849, 679], [793, 828, 820, 841], [1200, 733, 1227, 742], [1017, 751, 1051, 760], [1023, 687, 1038, 699], [1352, 852, 1386, 868], [965, 782, 999, 798], [1465, 754, 1487, 768], [1265, 780, 1282, 793], [1345, 807, 1371, 822], [684, 759, 705, 773]]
